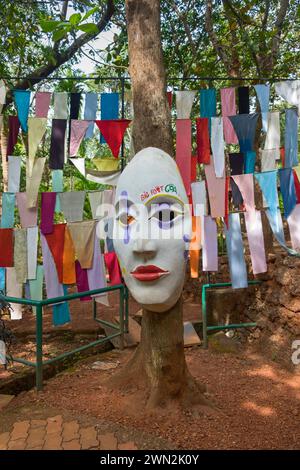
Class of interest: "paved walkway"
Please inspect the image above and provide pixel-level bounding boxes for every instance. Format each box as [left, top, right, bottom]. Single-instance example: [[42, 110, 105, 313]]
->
[[0, 415, 138, 450]]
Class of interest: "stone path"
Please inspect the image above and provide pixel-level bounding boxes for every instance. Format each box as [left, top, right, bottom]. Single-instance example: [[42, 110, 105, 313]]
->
[[0, 415, 138, 450]]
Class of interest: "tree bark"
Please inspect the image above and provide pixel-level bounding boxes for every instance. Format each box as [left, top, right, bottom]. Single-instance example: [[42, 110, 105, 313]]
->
[[125, 0, 173, 156], [109, 0, 208, 410]]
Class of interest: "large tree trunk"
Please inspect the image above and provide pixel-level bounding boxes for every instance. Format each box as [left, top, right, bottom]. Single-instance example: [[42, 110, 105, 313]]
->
[[109, 0, 208, 410], [126, 0, 173, 156]]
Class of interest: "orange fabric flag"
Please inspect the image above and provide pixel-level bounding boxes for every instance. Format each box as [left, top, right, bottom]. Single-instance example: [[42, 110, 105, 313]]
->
[[190, 216, 201, 278], [63, 225, 76, 284]]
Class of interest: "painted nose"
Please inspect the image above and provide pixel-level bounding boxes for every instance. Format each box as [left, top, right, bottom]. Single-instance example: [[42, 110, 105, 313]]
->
[[132, 237, 157, 258]]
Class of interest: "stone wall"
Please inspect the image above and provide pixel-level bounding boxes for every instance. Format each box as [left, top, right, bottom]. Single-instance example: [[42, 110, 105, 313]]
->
[[184, 250, 300, 369]]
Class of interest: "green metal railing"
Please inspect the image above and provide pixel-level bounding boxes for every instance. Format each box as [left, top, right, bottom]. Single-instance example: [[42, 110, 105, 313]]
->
[[202, 281, 262, 349], [2, 284, 128, 391]]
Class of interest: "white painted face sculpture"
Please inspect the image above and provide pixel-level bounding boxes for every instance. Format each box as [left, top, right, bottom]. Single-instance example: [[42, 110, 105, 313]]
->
[[113, 147, 191, 313]]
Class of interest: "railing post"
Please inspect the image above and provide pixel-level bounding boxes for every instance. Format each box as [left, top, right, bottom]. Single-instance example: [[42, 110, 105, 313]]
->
[[36, 303, 43, 391], [119, 287, 125, 350], [202, 285, 208, 349], [124, 285, 129, 334]]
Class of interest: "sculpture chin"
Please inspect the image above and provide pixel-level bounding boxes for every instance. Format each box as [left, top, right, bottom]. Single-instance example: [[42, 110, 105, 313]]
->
[[129, 277, 184, 313]]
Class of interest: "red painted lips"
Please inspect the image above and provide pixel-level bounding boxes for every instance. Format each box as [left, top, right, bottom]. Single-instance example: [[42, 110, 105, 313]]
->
[[131, 265, 169, 282]]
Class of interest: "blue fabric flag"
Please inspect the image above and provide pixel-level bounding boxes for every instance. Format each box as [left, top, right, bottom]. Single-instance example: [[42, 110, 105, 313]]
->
[[224, 213, 248, 289], [0, 268, 5, 292], [13, 90, 31, 133], [279, 168, 297, 218], [285, 108, 299, 168], [266, 208, 300, 257], [52, 285, 71, 326], [100, 93, 119, 143], [84, 92, 98, 139], [229, 113, 259, 152], [1, 193, 15, 228], [255, 170, 278, 212], [254, 84, 270, 132], [200, 89, 216, 134], [244, 151, 256, 174]]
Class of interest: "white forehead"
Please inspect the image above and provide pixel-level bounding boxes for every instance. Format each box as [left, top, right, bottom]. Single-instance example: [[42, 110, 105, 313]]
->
[[116, 147, 188, 203]]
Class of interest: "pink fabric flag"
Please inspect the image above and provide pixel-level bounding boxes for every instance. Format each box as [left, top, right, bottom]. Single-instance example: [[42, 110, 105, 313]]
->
[[220, 88, 238, 144], [231, 174, 255, 212], [69, 120, 89, 156], [244, 210, 267, 274], [204, 162, 225, 218], [287, 204, 300, 251], [202, 216, 218, 271], [40, 192, 57, 235], [35, 92, 52, 118], [95, 119, 131, 158], [176, 119, 192, 196], [16, 192, 38, 228]]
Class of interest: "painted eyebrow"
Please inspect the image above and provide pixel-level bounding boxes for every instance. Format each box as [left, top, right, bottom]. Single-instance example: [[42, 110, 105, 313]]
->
[[115, 198, 134, 215], [144, 194, 184, 207]]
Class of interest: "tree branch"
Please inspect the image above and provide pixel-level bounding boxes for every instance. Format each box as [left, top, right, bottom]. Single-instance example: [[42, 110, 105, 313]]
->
[[5, 0, 115, 105], [271, 0, 289, 68], [205, 0, 239, 77]]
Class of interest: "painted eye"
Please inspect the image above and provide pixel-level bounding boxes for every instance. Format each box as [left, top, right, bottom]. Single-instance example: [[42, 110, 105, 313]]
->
[[151, 208, 180, 224], [118, 213, 136, 226]]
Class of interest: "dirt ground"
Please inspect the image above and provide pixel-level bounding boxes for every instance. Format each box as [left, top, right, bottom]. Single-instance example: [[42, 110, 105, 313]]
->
[[1, 288, 300, 450], [1, 344, 299, 450]]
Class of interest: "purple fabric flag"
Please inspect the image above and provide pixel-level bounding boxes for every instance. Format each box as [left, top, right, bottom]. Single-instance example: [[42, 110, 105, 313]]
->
[[244, 210, 267, 274], [87, 235, 108, 305], [202, 216, 218, 271], [75, 260, 91, 302], [49, 119, 67, 169], [204, 162, 226, 218], [40, 192, 57, 235], [69, 120, 89, 156], [231, 174, 255, 212], [7, 116, 20, 156], [35, 92, 52, 118], [16, 192, 38, 228], [220, 87, 238, 144]]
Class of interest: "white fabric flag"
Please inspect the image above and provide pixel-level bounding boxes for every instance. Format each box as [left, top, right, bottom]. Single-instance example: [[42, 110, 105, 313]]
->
[[176, 91, 196, 119], [27, 226, 39, 280], [275, 80, 300, 114], [261, 149, 279, 172], [53, 92, 68, 119], [8, 156, 22, 193], [287, 204, 300, 252], [211, 117, 225, 178], [264, 112, 280, 150], [191, 181, 207, 216], [6, 268, 23, 320]]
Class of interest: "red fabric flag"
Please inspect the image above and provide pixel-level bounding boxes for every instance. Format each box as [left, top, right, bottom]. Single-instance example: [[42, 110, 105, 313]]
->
[[191, 155, 197, 183], [7, 116, 20, 157], [104, 252, 122, 286], [0, 228, 14, 267], [176, 119, 192, 196], [45, 224, 66, 283], [95, 119, 131, 158], [196, 117, 210, 164], [293, 169, 300, 204]]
